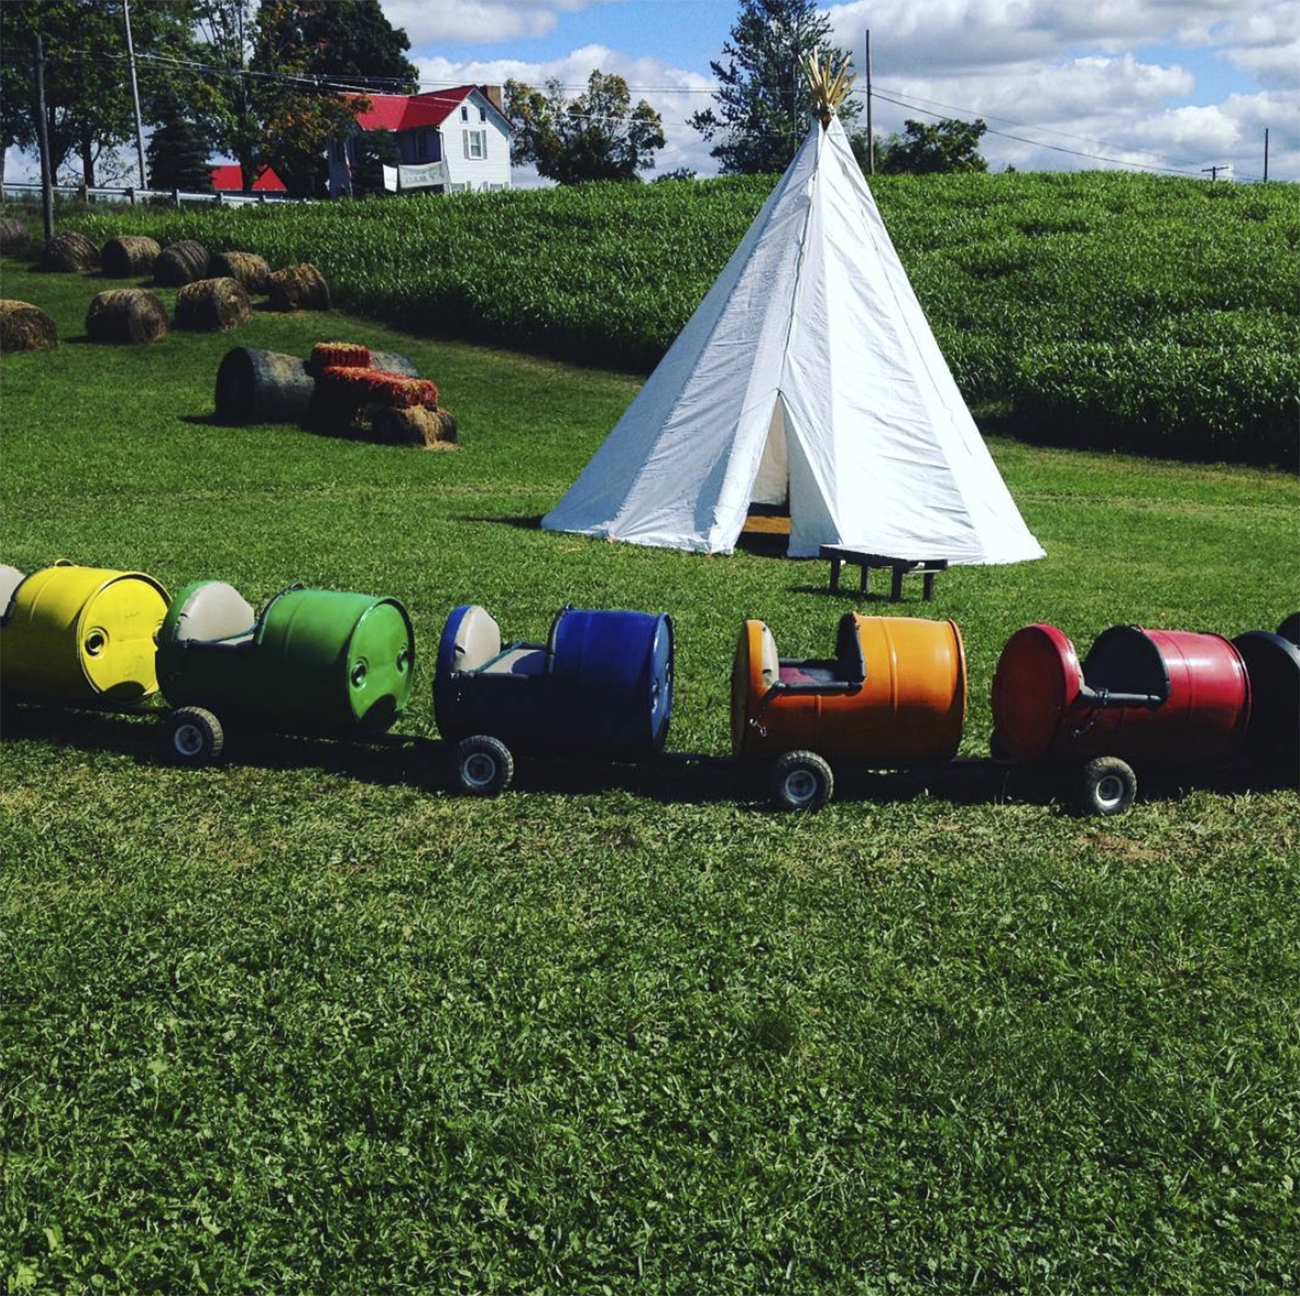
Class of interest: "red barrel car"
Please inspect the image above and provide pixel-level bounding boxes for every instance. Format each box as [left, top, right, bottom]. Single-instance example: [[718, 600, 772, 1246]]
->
[[992, 623, 1251, 815]]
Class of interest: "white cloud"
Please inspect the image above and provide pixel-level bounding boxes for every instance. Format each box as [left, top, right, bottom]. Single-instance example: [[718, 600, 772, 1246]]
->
[[824, 1, 1289, 72], [384, 0, 615, 47]]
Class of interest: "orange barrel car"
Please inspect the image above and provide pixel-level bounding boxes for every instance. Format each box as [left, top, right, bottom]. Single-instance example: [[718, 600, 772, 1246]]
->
[[731, 612, 967, 810], [991, 623, 1251, 816]]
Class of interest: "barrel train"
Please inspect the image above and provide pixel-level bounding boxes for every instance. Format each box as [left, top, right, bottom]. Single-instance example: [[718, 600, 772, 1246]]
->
[[2, 560, 1296, 817]]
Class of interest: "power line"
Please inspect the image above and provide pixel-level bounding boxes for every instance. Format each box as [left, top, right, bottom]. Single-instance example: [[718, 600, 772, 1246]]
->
[[8, 46, 1275, 182], [871, 90, 1207, 177], [863, 83, 1185, 167]]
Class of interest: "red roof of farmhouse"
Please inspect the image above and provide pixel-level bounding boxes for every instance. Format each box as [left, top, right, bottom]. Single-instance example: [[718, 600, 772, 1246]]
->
[[345, 86, 476, 131], [210, 164, 287, 192]]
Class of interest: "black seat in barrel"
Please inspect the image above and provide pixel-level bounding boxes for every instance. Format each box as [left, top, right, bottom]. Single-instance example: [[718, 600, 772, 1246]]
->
[[1082, 625, 1170, 704], [1234, 629, 1299, 762]]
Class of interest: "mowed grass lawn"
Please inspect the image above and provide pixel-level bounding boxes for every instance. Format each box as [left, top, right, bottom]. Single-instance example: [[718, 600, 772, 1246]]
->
[[2, 262, 1298, 1294]]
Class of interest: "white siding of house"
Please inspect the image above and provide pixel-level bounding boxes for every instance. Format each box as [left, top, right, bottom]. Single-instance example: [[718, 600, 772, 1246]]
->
[[441, 89, 511, 192]]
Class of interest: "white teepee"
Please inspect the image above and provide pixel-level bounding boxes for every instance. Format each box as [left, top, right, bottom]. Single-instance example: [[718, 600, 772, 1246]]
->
[[542, 115, 1044, 564]]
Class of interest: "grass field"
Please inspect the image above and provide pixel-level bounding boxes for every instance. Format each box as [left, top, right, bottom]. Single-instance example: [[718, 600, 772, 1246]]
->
[[9, 166, 1299, 465], [2, 262, 1298, 1294]]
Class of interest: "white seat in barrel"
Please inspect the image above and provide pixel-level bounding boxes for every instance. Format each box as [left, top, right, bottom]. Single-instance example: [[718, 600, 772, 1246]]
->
[[759, 622, 778, 690], [451, 605, 501, 672], [173, 581, 257, 645], [0, 566, 25, 621]]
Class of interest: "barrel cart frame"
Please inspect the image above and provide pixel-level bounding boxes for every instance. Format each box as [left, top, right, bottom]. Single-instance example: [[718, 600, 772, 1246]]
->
[[731, 612, 968, 810], [434, 604, 675, 795], [155, 579, 416, 765]]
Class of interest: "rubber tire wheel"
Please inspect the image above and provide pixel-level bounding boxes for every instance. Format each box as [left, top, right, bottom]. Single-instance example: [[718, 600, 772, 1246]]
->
[[162, 706, 224, 766], [453, 734, 514, 796], [1074, 756, 1137, 817], [769, 750, 834, 812]]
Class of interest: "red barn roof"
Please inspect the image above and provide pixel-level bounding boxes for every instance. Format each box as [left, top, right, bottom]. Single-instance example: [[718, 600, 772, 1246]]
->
[[210, 164, 287, 192], [346, 86, 476, 132]]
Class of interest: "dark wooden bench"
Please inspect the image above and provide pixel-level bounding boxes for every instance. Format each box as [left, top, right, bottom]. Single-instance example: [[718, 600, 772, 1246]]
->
[[819, 546, 948, 601]]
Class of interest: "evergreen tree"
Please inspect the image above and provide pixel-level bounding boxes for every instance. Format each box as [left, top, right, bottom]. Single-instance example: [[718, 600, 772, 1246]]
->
[[147, 94, 214, 191], [689, 0, 858, 175]]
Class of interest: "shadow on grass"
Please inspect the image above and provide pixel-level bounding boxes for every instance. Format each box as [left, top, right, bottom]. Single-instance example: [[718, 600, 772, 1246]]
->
[[0, 701, 432, 793], [5, 701, 1293, 812], [457, 515, 543, 530], [786, 582, 948, 605]]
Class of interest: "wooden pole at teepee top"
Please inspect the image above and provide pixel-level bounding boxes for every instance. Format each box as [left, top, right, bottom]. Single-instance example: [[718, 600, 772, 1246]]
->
[[804, 55, 855, 129]]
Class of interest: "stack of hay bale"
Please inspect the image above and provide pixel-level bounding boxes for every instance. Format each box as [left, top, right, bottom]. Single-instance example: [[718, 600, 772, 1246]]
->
[[308, 343, 456, 448], [214, 341, 457, 449]]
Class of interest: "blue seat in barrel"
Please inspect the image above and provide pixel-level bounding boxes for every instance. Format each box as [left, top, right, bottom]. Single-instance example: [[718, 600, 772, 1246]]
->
[[434, 604, 674, 794]]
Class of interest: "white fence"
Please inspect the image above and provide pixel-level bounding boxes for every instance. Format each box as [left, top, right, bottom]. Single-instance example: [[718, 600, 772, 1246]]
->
[[0, 180, 311, 207]]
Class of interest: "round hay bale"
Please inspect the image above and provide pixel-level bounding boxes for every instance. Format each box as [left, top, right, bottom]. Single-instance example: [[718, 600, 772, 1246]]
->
[[154, 239, 211, 287], [215, 347, 312, 425], [41, 230, 99, 273], [370, 405, 459, 449], [0, 217, 30, 255], [175, 277, 252, 332], [267, 263, 330, 312], [0, 300, 58, 353], [370, 349, 419, 378], [101, 234, 162, 278], [85, 288, 169, 344], [210, 250, 270, 294]]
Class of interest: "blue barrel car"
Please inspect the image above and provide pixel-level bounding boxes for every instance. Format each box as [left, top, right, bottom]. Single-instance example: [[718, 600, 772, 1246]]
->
[[434, 604, 674, 794]]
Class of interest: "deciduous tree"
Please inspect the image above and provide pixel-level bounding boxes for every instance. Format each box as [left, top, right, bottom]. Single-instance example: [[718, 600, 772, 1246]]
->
[[1, 0, 197, 187], [506, 71, 665, 184], [877, 117, 989, 175]]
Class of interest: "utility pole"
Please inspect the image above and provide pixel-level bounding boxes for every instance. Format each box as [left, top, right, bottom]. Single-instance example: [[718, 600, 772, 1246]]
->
[[1202, 164, 1227, 182], [1263, 128, 1269, 182], [33, 33, 55, 239], [123, 0, 149, 191], [236, 0, 257, 191], [865, 30, 874, 175]]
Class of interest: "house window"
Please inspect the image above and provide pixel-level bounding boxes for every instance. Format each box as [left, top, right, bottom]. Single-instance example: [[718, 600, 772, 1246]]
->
[[460, 106, 469, 122], [479, 107, 487, 123], [464, 130, 486, 160]]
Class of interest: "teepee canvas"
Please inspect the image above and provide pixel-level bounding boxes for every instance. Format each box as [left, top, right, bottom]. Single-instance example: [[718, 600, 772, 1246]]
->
[[543, 104, 1044, 565]]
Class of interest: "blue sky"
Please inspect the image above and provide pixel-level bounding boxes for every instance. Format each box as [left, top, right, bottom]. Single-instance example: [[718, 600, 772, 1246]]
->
[[6, 1, 1295, 184], [389, 0, 1298, 181]]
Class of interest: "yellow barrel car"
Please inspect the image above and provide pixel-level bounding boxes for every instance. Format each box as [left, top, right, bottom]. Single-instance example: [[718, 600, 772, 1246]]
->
[[0, 561, 169, 705]]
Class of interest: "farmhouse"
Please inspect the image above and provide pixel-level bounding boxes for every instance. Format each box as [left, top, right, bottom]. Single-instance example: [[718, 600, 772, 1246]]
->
[[328, 84, 511, 197]]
